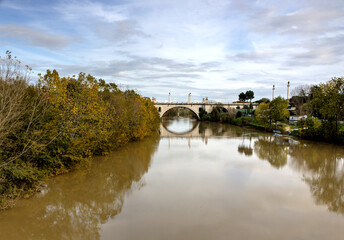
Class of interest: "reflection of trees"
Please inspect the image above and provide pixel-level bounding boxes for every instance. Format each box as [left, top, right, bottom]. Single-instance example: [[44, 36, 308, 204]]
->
[[306, 173, 344, 214], [238, 144, 253, 156], [289, 143, 344, 215], [0, 135, 159, 240], [198, 122, 244, 137], [162, 118, 173, 128], [238, 136, 253, 157], [253, 135, 344, 215], [254, 136, 288, 169], [252, 135, 344, 214]]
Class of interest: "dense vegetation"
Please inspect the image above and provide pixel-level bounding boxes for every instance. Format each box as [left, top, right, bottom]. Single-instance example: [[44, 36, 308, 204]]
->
[[255, 96, 290, 129], [0, 52, 160, 209], [253, 77, 344, 143], [199, 90, 256, 125], [200, 78, 344, 145], [293, 77, 344, 143], [199, 105, 257, 128]]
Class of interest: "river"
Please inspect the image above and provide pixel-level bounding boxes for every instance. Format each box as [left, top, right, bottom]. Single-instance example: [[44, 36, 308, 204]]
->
[[1, 118, 344, 239]]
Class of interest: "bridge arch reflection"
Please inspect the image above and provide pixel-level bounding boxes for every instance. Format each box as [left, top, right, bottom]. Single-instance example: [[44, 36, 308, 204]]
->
[[160, 119, 200, 137]]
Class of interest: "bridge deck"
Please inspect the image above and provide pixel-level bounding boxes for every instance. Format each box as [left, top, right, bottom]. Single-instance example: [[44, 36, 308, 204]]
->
[[155, 102, 257, 105]]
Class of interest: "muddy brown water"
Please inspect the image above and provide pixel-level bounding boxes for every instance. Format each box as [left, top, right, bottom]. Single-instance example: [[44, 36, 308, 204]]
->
[[1, 118, 344, 240]]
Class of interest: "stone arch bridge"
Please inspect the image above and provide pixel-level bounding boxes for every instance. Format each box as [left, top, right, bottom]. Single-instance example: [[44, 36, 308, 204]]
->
[[154, 102, 258, 119]]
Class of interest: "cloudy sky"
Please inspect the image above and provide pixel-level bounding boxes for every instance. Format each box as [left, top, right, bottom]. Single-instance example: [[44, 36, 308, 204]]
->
[[0, 0, 343, 102]]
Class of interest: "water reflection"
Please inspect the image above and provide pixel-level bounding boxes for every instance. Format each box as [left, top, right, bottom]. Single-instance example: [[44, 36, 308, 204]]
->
[[238, 143, 253, 156], [162, 119, 344, 216], [254, 136, 288, 169], [288, 142, 344, 214], [0, 135, 159, 240], [162, 117, 198, 135], [1, 120, 344, 239], [160, 118, 253, 139], [253, 136, 344, 214]]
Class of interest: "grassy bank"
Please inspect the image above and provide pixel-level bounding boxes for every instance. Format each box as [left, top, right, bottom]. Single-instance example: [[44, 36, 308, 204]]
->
[[0, 57, 160, 210]]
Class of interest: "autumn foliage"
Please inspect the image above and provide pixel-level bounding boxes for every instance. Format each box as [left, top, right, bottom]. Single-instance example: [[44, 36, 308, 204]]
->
[[0, 54, 160, 209]]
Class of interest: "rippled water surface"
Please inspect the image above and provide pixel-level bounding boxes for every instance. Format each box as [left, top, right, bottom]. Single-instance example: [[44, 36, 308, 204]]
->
[[1, 118, 344, 240]]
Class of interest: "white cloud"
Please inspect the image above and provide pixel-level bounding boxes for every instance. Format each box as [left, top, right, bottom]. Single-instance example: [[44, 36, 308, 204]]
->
[[0, 25, 76, 50], [0, 0, 343, 102]]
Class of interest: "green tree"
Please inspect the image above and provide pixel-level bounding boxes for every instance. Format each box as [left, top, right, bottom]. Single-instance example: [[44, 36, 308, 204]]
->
[[255, 97, 289, 129], [310, 77, 344, 135], [255, 102, 270, 128], [269, 96, 290, 129], [245, 90, 254, 103], [238, 92, 246, 102]]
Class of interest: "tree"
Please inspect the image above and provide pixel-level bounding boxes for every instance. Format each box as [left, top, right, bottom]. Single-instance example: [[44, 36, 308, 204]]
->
[[0, 51, 48, 168], [310, 77, 344, 136], [255, 97, 289, 129], [289, 84, 316, 115], [236, 111, 242, 118], [255, 102, 270, 128], [269, 96, 290, 128], [238, 92, 246, 102], [199, 108, 207, 120], [245, 90, 254, 103], [1, 53, 161, 209], [291, 84, 312, 98], [0, 51, 30, 146]]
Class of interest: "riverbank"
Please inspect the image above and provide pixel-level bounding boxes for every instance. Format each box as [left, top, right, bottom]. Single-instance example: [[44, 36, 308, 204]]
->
[[201, 114, 344, 144], [0, 68, 160, 210]]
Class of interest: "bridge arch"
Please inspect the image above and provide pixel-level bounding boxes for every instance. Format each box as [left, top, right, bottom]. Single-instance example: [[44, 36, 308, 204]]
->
[[160, 106, 200, 120]]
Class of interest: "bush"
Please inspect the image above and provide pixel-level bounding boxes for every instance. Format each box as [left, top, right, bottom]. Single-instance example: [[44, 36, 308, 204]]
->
[[236, 111, 242, 118]]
